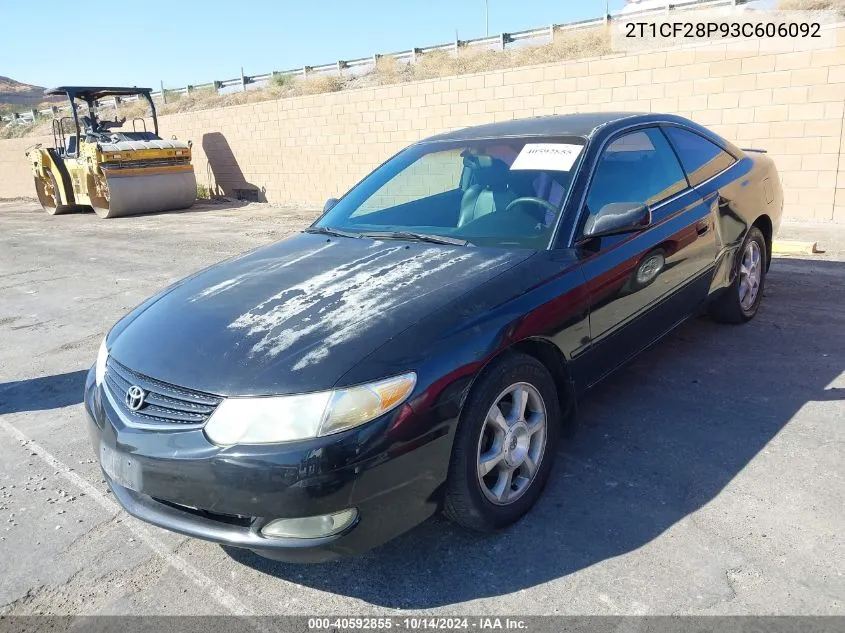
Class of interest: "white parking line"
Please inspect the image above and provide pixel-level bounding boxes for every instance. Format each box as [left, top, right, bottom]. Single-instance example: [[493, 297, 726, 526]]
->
[[0, 417, 254, 616]]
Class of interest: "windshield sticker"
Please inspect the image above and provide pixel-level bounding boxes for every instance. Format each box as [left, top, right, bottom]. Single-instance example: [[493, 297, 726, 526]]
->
[[510, 143, 583, 172]]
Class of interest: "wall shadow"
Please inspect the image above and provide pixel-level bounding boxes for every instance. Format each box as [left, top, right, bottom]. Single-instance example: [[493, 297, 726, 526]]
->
[[0, 370, 88, 415], [224, 256, 844, 608], [201, 132, 267, 203]]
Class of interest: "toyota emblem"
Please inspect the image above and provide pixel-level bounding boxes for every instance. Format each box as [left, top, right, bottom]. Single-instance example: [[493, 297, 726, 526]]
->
[[125, 385, 146, 411]]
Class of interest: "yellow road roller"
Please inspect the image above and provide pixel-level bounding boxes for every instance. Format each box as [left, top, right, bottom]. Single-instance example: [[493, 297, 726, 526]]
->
[[26, 86, 196, 218]]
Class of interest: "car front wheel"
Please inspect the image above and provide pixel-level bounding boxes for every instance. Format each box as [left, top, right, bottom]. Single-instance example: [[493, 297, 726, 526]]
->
[[443, 352, 560, 531]]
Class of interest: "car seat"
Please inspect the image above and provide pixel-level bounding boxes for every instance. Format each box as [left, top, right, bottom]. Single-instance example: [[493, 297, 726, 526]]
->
[[458, 157, 516, 227]]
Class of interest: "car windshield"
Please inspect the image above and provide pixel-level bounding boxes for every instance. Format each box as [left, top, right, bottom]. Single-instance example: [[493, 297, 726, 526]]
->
[[315, 136, 588, 249]]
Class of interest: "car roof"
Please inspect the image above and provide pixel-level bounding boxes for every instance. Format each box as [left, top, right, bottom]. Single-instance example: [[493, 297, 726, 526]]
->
[[45, 86, 153, 101], [421, 112, 659, 142]]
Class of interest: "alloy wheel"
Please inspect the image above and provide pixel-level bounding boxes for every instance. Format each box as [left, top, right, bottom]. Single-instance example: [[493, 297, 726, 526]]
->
[[476, 382, 547, 505], [739, 239, 762, 311]]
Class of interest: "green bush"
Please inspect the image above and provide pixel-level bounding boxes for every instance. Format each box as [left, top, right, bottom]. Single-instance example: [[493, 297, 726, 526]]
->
[[270, 73, 296, 89]]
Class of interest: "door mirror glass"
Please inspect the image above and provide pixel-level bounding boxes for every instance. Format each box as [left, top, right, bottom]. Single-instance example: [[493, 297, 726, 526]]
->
[[323, 197, 339, 213], [583, 201, 650, 239]]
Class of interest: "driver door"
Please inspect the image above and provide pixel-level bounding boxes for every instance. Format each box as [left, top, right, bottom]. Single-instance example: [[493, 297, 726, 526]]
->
[[574, 127, 718, 387]]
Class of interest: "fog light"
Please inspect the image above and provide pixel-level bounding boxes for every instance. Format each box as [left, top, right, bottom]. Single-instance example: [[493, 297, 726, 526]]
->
[[260, 508, 358, 539]]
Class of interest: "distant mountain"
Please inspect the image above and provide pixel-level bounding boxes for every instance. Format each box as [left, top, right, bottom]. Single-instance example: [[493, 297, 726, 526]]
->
[[0, 76, 60, 108]]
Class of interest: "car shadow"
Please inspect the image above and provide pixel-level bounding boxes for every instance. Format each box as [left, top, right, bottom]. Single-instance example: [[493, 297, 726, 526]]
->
[[224, 256, 844, 608], [0, 370, 88, 415]]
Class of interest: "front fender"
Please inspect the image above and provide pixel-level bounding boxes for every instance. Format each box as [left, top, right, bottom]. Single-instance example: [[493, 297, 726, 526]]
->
[[338, 251, 589, 455]]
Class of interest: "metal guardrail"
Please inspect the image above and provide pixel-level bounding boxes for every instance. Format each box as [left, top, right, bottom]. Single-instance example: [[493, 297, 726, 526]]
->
[[2, 0, 748, 125]]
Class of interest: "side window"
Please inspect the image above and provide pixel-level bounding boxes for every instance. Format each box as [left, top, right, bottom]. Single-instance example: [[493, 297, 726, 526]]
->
[[663, 126, 736, 186], [352, 149, 463, 217], [585, 128, 688, 220]]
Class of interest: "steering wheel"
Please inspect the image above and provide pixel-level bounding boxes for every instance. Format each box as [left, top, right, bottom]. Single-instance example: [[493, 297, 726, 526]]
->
[[505, 197, 558, 215]]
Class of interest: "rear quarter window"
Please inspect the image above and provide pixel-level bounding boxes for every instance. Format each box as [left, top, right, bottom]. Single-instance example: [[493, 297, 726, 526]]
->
[[663, 126, 736, 187]]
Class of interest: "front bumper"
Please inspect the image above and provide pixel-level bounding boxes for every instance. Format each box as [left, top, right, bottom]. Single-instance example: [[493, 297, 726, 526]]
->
[[83, 367, 452, 562]]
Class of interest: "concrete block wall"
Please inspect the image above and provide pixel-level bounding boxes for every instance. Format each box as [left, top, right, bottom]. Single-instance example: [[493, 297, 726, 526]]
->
[[2, 25, 844, 222], [0, 136, 51, 200]]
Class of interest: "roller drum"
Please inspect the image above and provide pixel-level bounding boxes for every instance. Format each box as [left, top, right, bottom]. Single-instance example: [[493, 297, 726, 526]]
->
[[94, 169, 197, 218]]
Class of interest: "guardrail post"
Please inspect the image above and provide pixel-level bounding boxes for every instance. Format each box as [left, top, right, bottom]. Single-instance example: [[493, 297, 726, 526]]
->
[[160, 80, 167, 104], [336, 60, 348, 74], [241, 67, 247, 92], [372, 54, 382, 67], [213, 81, 223, 94], [186, 85, 193, 94], [410, 48, 421, 63], [302, 66, 312, 76]]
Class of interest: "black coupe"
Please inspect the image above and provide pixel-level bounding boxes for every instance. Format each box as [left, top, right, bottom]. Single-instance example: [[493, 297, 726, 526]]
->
[[85, 112, 783, 562]]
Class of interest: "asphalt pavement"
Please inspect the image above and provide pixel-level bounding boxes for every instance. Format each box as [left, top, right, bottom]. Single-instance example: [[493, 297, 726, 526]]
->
[[0, 200, 842, 616]]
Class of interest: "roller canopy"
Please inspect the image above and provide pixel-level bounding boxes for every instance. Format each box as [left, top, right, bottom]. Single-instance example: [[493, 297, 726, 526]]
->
[[45, 86, 153, 101]]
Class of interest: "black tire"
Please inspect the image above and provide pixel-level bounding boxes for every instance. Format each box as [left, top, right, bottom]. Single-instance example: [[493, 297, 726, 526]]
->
[[35, 171, 72, 216], [708, 226, 767, 324], [443, 352, 561, 532]]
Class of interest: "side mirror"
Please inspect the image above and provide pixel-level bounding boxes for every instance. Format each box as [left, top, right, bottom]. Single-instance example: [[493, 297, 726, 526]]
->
[[323, 197, 339, 213], [582, 202, 650, 239]]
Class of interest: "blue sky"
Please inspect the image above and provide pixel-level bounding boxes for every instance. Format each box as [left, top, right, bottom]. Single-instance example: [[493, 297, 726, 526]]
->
[[1, 0, 627, 90]]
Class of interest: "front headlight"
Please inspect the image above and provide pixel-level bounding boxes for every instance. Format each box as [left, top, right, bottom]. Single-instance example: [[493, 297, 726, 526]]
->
[[95, 337, 109, 386], [204, 372, 416, 446]]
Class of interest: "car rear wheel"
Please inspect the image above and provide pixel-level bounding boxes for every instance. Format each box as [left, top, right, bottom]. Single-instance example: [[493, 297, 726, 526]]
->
[[443, 352, 560, 531], [709, 226, 767, 323]]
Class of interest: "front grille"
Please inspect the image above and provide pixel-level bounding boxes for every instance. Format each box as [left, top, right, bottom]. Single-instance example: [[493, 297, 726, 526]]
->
[[103, 357, 221, 429]]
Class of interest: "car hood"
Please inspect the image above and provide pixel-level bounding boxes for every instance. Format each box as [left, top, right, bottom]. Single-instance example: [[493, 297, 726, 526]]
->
[[109, 232, 532, 396]]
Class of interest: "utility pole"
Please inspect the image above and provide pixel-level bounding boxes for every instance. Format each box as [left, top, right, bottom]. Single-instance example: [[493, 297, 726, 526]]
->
[[484, 0, 489, 37]]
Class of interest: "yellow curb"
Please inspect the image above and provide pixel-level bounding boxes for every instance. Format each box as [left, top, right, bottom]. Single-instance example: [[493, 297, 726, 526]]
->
[[771, 239, 823, 255]]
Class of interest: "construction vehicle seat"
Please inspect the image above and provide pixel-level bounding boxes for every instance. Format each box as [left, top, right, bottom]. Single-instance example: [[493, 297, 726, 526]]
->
[[65, 135, 77, 156]]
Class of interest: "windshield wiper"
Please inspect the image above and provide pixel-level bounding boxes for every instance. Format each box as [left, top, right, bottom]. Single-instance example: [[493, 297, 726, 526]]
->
[[360, 231, 474, 247], [303, 226, 361, 239]]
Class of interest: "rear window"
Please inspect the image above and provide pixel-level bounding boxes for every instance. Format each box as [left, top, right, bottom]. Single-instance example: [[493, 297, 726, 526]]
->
[[663, 126, 736, 186]]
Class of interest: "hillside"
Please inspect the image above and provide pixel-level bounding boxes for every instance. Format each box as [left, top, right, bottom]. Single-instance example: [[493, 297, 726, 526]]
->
[[0, 76, 58, 108]]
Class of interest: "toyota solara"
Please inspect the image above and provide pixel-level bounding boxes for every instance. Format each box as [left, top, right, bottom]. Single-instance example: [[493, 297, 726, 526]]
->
[[85, 113, 782, 562]]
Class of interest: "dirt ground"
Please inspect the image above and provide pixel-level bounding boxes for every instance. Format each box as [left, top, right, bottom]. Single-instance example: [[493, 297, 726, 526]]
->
[[0, 200, 843, 616]]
